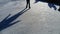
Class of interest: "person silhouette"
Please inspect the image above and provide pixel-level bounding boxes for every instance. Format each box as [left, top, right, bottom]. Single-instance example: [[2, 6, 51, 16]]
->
[[58, 6, 60, 11], [26, 0, 31, 9], [48, 3, 57, 10]]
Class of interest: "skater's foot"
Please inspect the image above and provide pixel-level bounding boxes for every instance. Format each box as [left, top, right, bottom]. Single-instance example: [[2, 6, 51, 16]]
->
[[29, 7, 31, 9], [26, 7, 27, 8], [58, 8, 60, 11]]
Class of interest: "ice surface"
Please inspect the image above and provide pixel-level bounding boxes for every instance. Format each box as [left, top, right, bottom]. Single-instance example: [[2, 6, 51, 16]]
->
[[0, 0, 60, 34]]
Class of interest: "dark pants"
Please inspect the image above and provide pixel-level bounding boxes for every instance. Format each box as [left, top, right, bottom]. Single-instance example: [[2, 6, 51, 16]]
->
[[58, 6, 60, 11], [26, 0, 30, 8]]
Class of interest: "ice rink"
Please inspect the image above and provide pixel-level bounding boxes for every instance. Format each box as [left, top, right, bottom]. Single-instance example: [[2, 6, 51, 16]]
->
[[0, 0, 60, 34]]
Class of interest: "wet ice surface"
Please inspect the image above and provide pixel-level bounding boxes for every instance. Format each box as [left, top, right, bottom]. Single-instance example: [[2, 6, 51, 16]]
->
[[0, 0, 60, 34]]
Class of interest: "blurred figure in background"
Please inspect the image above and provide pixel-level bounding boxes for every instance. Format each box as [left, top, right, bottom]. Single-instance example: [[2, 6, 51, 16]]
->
[[48, 3, 57, 10], [26, 0, 31, 9]]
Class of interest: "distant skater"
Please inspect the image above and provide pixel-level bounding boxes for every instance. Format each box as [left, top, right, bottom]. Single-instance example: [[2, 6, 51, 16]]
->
[[58, 6, 60, 11], [26, 0, 31, 9], [48, 3, 57, 10]]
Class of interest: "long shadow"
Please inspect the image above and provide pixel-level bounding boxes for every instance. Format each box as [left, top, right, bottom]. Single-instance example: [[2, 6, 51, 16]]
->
[[35, 0, 60, 6], [0, 8, 30, 31]]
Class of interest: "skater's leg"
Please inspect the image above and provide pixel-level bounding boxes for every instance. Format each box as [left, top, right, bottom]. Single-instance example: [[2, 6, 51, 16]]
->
[[26, 0, 29, 8], [58, 6, 60, 11]]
